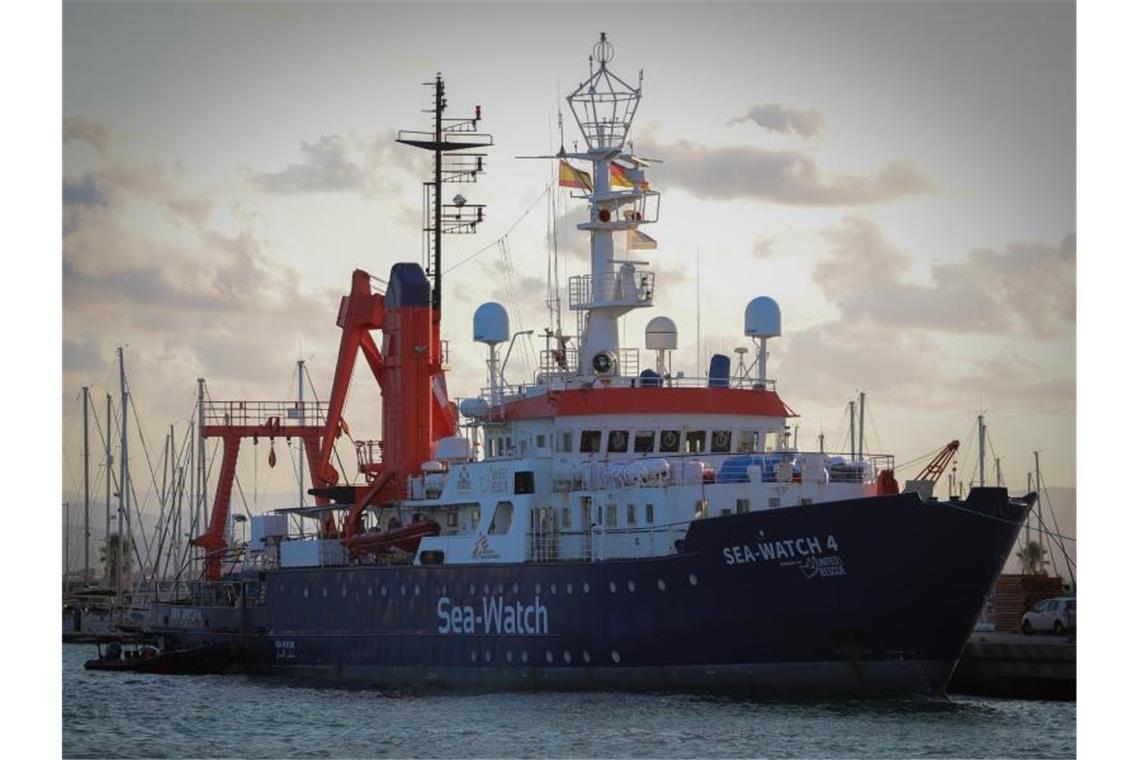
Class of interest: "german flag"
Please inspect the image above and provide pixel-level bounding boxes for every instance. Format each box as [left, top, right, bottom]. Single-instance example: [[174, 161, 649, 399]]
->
[[559, 160, 593, 191]]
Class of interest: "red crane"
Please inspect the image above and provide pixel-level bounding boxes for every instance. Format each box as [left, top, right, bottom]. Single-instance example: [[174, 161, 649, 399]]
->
[[914, 440, 960, 485], [192, 265, 457, 580]]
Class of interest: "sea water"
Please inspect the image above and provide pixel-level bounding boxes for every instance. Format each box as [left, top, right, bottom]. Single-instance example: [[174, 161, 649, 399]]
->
[[62, 645, 1074, 758]]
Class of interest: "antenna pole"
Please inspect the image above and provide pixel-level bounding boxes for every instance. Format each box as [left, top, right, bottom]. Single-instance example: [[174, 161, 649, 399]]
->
[[857, 391, 865, 462], [977, 415, 986, 487], [64, 501, 70, 591]]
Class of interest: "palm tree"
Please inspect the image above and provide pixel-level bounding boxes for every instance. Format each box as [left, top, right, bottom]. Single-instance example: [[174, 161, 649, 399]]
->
[[1016, 540, 1050, 576]]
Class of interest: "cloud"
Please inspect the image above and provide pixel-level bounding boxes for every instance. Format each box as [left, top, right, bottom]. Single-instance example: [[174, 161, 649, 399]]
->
[[815, 216, 1076, 337], [753, 236, 776, 259], [63, 116, 110, 155], [728, 103, 824, 139], [249, 132, 429, 198], [638, 136, 933, 206]]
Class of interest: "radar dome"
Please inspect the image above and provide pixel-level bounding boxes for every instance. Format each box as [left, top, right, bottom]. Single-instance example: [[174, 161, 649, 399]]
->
[[645, 316, 679, 350], [744, 297, 781, 338], [473, 302, 509, 345]]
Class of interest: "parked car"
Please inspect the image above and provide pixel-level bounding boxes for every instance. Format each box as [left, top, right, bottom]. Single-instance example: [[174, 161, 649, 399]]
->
[[1021, 597, 1075, 635]]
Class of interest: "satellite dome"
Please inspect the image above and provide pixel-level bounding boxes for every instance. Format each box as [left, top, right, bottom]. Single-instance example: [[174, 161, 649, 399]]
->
[[473, 302, 509, 345], [645, 316, 678, 350], [744, 297, 781, 338]]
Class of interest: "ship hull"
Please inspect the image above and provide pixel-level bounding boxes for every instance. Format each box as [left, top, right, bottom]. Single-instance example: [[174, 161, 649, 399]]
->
[[149, 488, 1026, 697]]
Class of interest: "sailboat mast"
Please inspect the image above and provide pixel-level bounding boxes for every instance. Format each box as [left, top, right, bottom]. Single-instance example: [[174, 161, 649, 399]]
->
[[117, 347, 127, 604], [82, 385, 91, 583], [977, 415, 986, 487], [298, 359, 305, 508], [105, 393, 111, 585], [857, 392, 865, 462]]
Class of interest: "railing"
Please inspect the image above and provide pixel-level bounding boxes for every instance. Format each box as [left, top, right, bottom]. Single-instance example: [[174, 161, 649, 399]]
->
[[527, 521, 691, 562], [355, 440, 384, 474], [202, 400, 327, 428], [568, 271, 655, 310]]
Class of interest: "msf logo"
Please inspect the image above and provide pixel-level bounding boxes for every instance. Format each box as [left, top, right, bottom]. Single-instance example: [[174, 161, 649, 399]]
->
[[472, 533, 492, 559]]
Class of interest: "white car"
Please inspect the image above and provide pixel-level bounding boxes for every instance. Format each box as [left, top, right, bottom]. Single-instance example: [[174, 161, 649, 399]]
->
[[1021, 597, 1075, 635]]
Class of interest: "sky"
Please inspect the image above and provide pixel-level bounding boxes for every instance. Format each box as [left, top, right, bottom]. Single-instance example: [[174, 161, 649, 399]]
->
[[60, 1, 1076, 559]]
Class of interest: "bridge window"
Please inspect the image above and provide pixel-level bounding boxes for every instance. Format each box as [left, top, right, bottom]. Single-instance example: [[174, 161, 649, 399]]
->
[[711, 430, 732, 453], [645, 503, 655, 523], [627, 504, 636, 525], [736, 498, 750, 514], [580, 430, 602, 453], [764, 431, 780, 452], [685, 431, 706, 453], [489, 501, 513, 535], [633, 430, 655, 453], [738, 431, 760, 453], [536, 434, 546, 449], [607, 430, 629, 453], [514, 471, 535, 495], [660, 430, 681, 453], [605, 504, 618, 527], [558, 431, 573, 452], [471, 507, 481, 530], [561, 507, 571, 529]]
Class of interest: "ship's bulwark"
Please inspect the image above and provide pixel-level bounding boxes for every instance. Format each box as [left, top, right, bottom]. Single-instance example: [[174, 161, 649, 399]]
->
[[148, 488, 1026, 697]]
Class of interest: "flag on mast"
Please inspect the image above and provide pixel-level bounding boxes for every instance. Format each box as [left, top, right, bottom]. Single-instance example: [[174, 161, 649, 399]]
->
[[610, 162, 650, 191], [559, 160, 593, 191], [627, 229, 658, 250]]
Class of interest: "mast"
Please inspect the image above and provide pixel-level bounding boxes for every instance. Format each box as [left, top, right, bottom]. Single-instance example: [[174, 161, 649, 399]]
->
[[197, 378, 206, 564], [64, 501, 70, 590], [105, 393, 111, 586], [298, 360, 305, 507], [857, 391, 865, 462], [1033, 451, 1044, 549], [848, 400, 856, 460], [977, 415, 986, 487], [82, 385, 90, 583], [995, 457, 1002, 488], [117, 347, 127, 604]]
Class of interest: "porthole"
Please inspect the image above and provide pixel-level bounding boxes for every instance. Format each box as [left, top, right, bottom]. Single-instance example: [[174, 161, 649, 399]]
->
[[303, 588, 309, 599], [688, 573, 699, 587], [484, 584, 491, 595], [583, 651, 591, 664], [381, 585, 388, 597], [471, 650, 478, 663], [484, 651, 492, 663], [535, 583, 542, 595], [611, 650, 622, 664], [341, 587, 347, 597], [440, 585, 447, 596], [521, 650, 529, 664], [627, 580, 636, 592], [657, 579, 666, 591], [470, 584, 476, 596], [609, 581, 617, 594], [414, 584, 421, 596], [366, 587, 373, 597], [506, 650, 514, 663], [512, 583, 520, 595], [583, 582, 591, 594], [550, 584, 557, 596], [401, 585, 407, 596], [497, 583, 504, 594], [565, 583, 573, 595], [546, 650, 554, 663], [322, 587, 328, 598], [563, 651, 572, 664]]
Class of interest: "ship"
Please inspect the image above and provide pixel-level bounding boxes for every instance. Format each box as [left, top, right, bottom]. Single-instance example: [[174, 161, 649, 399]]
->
[[139, 34, 1034, 697]]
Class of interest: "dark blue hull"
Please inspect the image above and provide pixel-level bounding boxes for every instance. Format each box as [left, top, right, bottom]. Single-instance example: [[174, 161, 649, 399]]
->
[[148, 488, 1027, 697]]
